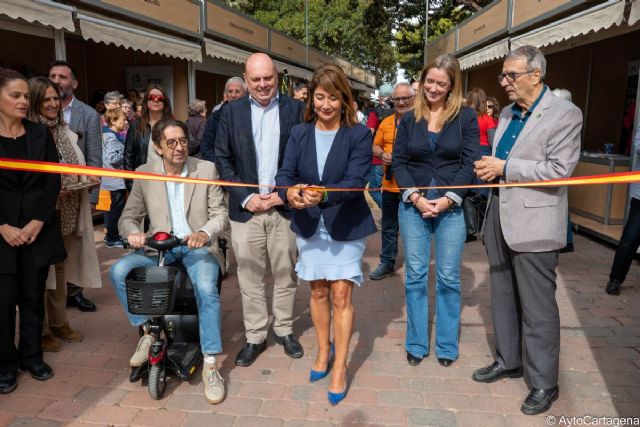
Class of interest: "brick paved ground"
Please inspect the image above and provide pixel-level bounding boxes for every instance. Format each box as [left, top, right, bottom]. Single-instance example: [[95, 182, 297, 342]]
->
[[1, 215, 639, 426]]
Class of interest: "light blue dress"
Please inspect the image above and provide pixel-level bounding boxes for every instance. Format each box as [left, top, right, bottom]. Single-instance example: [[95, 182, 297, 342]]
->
[[295, 128, 367, 286]]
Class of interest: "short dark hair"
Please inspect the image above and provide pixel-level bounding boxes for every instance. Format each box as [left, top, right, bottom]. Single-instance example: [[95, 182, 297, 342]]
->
[[0, 67, 26, 91], [48, 60, 78, 80], [151, 118, 189, 147]]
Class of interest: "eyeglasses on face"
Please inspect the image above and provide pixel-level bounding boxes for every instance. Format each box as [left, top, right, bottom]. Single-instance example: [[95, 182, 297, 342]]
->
[[497, 70, 533, 83], [163, 138, 188, 149], [391, 95, 414, 104], [147, 94, 166, 103], [486, 104, 495, 109]]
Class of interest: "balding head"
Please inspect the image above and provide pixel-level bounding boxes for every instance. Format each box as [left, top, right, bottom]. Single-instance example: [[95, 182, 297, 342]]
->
[[244, 53, 278, 106]]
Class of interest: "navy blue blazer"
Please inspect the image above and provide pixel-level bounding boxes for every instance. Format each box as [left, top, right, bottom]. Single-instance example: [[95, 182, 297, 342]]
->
[[392, 107, 480, 200], [214, 94, 304, 222], [275, 122, 376, 241]]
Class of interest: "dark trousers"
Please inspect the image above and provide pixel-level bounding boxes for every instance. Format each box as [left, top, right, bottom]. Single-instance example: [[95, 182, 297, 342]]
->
[[484, 193, 560, 389], [380, 191, 400, 266], [105, 189, 127, 242], [610, 197, 640, 283], [0, 246, 49, 373]]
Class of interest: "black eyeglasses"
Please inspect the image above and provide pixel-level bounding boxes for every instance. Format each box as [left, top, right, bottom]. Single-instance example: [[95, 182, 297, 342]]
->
[[163, 138, 188, 149], [391, 95, 414, 104], [486, 104, 495, 109], [497, 70, 533, 83]]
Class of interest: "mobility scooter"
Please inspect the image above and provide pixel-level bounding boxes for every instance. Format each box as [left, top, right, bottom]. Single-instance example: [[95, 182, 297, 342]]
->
[[124, 231, 222, 399]]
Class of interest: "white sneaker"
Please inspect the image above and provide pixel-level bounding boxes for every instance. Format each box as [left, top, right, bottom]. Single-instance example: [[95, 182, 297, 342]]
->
[[129, 334, 153, 367], [202, 362, 226, 404]]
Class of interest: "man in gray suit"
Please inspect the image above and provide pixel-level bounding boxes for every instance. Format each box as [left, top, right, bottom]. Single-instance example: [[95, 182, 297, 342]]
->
[[472, 45, 581, 415], [49, 60, 102, 312]]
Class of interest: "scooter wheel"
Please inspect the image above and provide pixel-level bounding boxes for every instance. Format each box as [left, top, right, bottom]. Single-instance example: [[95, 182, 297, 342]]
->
[[148, 363, 166, 400]]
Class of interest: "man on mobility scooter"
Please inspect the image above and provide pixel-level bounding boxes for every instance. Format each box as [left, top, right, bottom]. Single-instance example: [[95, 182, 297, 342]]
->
[[109, 118, 228, 404]]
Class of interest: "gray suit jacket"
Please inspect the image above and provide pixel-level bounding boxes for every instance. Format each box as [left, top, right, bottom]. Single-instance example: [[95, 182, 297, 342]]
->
[[118, 157, 228, 241], [491, 88, 582, 252], [68, 97, 102, 168]]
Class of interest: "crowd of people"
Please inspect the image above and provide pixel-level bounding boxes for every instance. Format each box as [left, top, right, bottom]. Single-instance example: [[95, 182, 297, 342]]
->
[[0, 43, 630, 416]]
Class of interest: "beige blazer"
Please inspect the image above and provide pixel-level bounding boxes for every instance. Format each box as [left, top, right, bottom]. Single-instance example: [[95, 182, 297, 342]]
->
[[491, 88, 582, 252], [47, 126, 102, 290], [119, 157, 228, 249]]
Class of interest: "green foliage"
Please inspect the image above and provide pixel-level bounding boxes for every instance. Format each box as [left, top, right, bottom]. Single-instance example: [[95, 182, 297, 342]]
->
[[219, 0, 397, 83], [218, 0, 494, 83]]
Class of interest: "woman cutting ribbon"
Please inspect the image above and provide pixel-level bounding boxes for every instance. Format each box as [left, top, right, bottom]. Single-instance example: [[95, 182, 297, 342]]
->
[[275, 64, 375, 406]]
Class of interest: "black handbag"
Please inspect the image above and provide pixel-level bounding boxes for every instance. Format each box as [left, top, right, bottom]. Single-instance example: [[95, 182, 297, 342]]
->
[[462, 192, 487, 238]]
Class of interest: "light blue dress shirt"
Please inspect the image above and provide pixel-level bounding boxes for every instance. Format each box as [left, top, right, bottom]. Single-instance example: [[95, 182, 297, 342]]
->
[[250, 93, 280, 195], [163, 163, 192, 239]]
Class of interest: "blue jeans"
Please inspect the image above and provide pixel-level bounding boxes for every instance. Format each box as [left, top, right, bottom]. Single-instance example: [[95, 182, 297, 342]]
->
[[380, 191, 400, 266], [368, 164, 383, 209], [399, 202, 466, 360], [610, 197, 640, 282], [109, 247, 222, 354]]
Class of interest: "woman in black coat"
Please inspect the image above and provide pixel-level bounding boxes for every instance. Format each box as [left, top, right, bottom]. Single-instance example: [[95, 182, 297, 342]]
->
[[0, 68, 66, 394], [123, 84, 173, 189]]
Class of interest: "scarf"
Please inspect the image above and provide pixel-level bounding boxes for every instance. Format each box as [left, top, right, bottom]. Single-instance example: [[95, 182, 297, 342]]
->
[[40, 115, 80, 236]]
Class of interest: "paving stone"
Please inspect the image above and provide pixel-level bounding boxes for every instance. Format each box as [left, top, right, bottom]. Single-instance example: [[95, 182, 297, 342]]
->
[[79, 405, 140, 426], [130, 409, 188, 427], [183, 413, 236, 427], [0, 396, 53, 417], [8, 417, 62, 427], [233, 416, 286, 427], [407, 408, 457, 426], [260, 400, 310, 419], [38, 400, 91, 422]]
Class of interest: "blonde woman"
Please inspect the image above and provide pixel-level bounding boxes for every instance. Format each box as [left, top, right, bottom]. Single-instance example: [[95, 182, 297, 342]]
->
[[392, 54, 480, 367]]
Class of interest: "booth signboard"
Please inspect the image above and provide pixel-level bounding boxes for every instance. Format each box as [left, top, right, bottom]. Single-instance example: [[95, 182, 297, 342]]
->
[[308, 49, 332, 69], [511, 0, 583, 31], [351, 66, 365, 83], [79, 0, 201, 35], [270, 31, 306, 65], [426, 31, 456, 61], [457, 0, 508, 51], [334, 57, 352, 76], [366, 73, 376, 87], [206, 1, 269, 50], [125, 65, 174, 107]]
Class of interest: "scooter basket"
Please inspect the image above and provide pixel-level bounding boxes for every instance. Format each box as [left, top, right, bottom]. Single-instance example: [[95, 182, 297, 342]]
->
[[125, 266, 181, 315]]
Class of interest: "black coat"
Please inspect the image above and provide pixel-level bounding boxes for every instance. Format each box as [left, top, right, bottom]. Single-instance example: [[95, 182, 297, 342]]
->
[[123, 120, 151, 191], [392, 107, 480, 201], [0, 120, 66, 274], [214, 94, 304, 223]]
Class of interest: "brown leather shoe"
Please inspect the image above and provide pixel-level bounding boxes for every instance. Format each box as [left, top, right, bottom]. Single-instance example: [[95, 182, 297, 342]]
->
[[51, 323, 83, 342], [41, 334, 62, 352]]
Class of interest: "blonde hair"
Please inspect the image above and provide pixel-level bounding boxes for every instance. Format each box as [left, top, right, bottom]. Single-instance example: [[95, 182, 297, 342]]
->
[[414, 54, 463, 130], [104, 108, 125, 126]]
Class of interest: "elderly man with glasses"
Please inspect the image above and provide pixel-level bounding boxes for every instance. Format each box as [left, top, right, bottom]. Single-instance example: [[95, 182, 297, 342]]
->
[[369, 82, 415, 280], [109, 118, 228, 404], [472, 45, 582, 415], [200, 77, 247, 163]]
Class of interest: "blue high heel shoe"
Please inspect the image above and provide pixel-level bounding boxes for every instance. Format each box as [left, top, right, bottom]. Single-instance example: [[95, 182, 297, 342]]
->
[[327, 370, 348, 406], [309, 342, 335, 383]]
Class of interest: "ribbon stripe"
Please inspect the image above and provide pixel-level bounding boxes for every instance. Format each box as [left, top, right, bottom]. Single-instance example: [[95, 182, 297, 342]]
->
[[1, 158, 640, 192]]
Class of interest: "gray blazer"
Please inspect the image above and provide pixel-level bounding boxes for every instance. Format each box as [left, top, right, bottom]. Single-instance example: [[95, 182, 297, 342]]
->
[[68, 97, 102, 168], [491, 88, 582, 252]]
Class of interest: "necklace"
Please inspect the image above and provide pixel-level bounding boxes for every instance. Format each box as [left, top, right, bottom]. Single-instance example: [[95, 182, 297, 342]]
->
[[0, 125, 23, 139]]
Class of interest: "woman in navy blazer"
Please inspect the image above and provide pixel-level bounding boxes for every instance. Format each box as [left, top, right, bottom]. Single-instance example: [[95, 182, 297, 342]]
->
[[392, 54, 479, 368], [276, 65, 375, 406]]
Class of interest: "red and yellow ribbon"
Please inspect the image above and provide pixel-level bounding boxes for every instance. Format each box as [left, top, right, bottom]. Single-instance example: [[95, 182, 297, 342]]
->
[[1, 157, 639, 192]]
